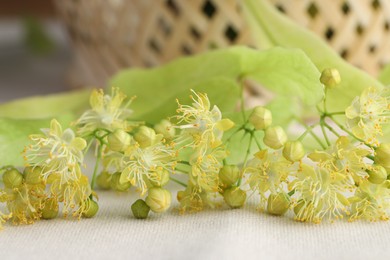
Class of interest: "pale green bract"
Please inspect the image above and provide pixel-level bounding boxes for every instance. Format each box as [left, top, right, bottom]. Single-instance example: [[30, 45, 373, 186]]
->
[[0, 46, 327, 166], [111, 46, 323, 123], [242, 0, 383, 112]]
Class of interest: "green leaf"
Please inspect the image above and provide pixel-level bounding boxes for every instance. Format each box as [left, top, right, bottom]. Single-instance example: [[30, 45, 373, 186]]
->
[[242, 0, 383, 112], [0, 89, 90, 119], [378, 63, 390, 85], [111, 46, 323, 124], [0, 115, 74, 166]]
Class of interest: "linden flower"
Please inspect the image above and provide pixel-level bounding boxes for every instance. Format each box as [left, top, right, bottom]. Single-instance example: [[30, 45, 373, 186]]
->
[[24, 119, 87, 184], [50, 174, 92, 218], [0, 212, 11, 229], [76, 88, 136, 136], [349, 180, 390, 221], [245, 150, 293, 206], [345, 87, 390, 145], [292, 164, 350, 223], [189, 146, 227, 193], [175, 90, 234, 149], [0, 184, 46, 225], [308, 136, 371, 184], [119, 137, 177, 195], [177, 183, 216, 213]]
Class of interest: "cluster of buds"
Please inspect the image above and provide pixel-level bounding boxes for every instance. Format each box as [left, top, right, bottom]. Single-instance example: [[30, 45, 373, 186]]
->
[[2, 76, 390, 228]]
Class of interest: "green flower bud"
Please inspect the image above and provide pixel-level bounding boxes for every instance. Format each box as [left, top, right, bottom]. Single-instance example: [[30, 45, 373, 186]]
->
[[41, 198, 59, 220], [83, 199, 99, 218], [97, 171, 112, 190], [263, 126, 287, 149], [219, 165, 240, 188], [149, 169, 170, 187], [320, 68, 341, 88], [283, 140, 305, 162], [375, 143, 390, 169], [267, 193, 290, 216], [154, 119, 176, 139], [23, 166, 43, 185], [107, 129, 132, 152], [223, 186, 246, 208], [131, 199, 150, 219], [249, 106, 272, 130], [3, 168, 23, 189], [177, 190, 184, 202], [383, 180, 390, 188], [368, 165, 388, 184], [134, 126, 158, 148], [110, 172, 131, 192], [145, 188, 171, 213]]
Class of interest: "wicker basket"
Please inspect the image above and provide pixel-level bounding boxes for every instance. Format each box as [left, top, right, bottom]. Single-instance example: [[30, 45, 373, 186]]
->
[[55, 0, 390, 88]]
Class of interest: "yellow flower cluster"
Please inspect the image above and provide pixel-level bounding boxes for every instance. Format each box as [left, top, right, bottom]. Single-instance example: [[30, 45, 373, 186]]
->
[[2, 81, 390, 227], [175, 91, 234, 213]]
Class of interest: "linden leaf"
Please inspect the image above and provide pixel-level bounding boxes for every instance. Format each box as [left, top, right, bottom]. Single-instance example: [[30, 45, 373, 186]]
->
[[242, 0, 383, 112], [111, 46, 323, 124], [0, 115, 74, 166], [0, 89, 90, 119]]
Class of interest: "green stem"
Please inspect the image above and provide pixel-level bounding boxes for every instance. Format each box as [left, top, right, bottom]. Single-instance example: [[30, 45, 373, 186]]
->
[[367, 155, 375, 161], [326, 111, 345, 116], [320, 119, 331, 146], [323, 87, 328, 114], [323, 121, 340, 138], [178, 160, 190, 166], [296, 120, 326, 149], [240, 81, 247, 123], [170, 177, 187, 187], [84, 138, 94, 156], [237, 133, 253, 186], [329, 116, 375, 149], [252, 132, 263, 150], [297, 124, 315, 141], [90, 143, 103, 192]]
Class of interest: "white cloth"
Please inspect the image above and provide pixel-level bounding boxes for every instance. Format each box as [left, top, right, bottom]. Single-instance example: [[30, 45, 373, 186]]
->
[[1, 188, 390, 260]]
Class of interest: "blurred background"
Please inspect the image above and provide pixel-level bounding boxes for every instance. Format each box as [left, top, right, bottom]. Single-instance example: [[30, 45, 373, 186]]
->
[[1, 0, 389, 103], [0, 0, 69, 102]]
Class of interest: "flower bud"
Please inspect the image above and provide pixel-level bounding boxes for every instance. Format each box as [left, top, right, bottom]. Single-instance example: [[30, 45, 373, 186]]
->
[[131, 199, 150, 219], [320, 68, 341, 88], [83, 199, 99, 218], [3, 168, 23, 189], [283, 141, 305, 162], [368, 165, 388, 184], [23, 166, 43, 185], [145, 188, 171, 213], [267, 193, 290, 216], [149, 169, 170, 187], [219, 165, 240, 187], [375, 144, 390, 169], [154, 119, 176, 139], [107, 129, 132, 152], [96, 171, 111, 190], [110, 172, 131, 192], [223, 186, 246, 208], [263, 126, 287, 149], [177, 190, 184, 202], [41, 198, 59, 220], [134, 126, 158, 148], [249, 106, 272, 130]]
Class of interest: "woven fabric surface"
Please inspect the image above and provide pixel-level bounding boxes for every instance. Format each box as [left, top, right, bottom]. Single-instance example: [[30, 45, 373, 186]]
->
[[1, 187, 390, 260]]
